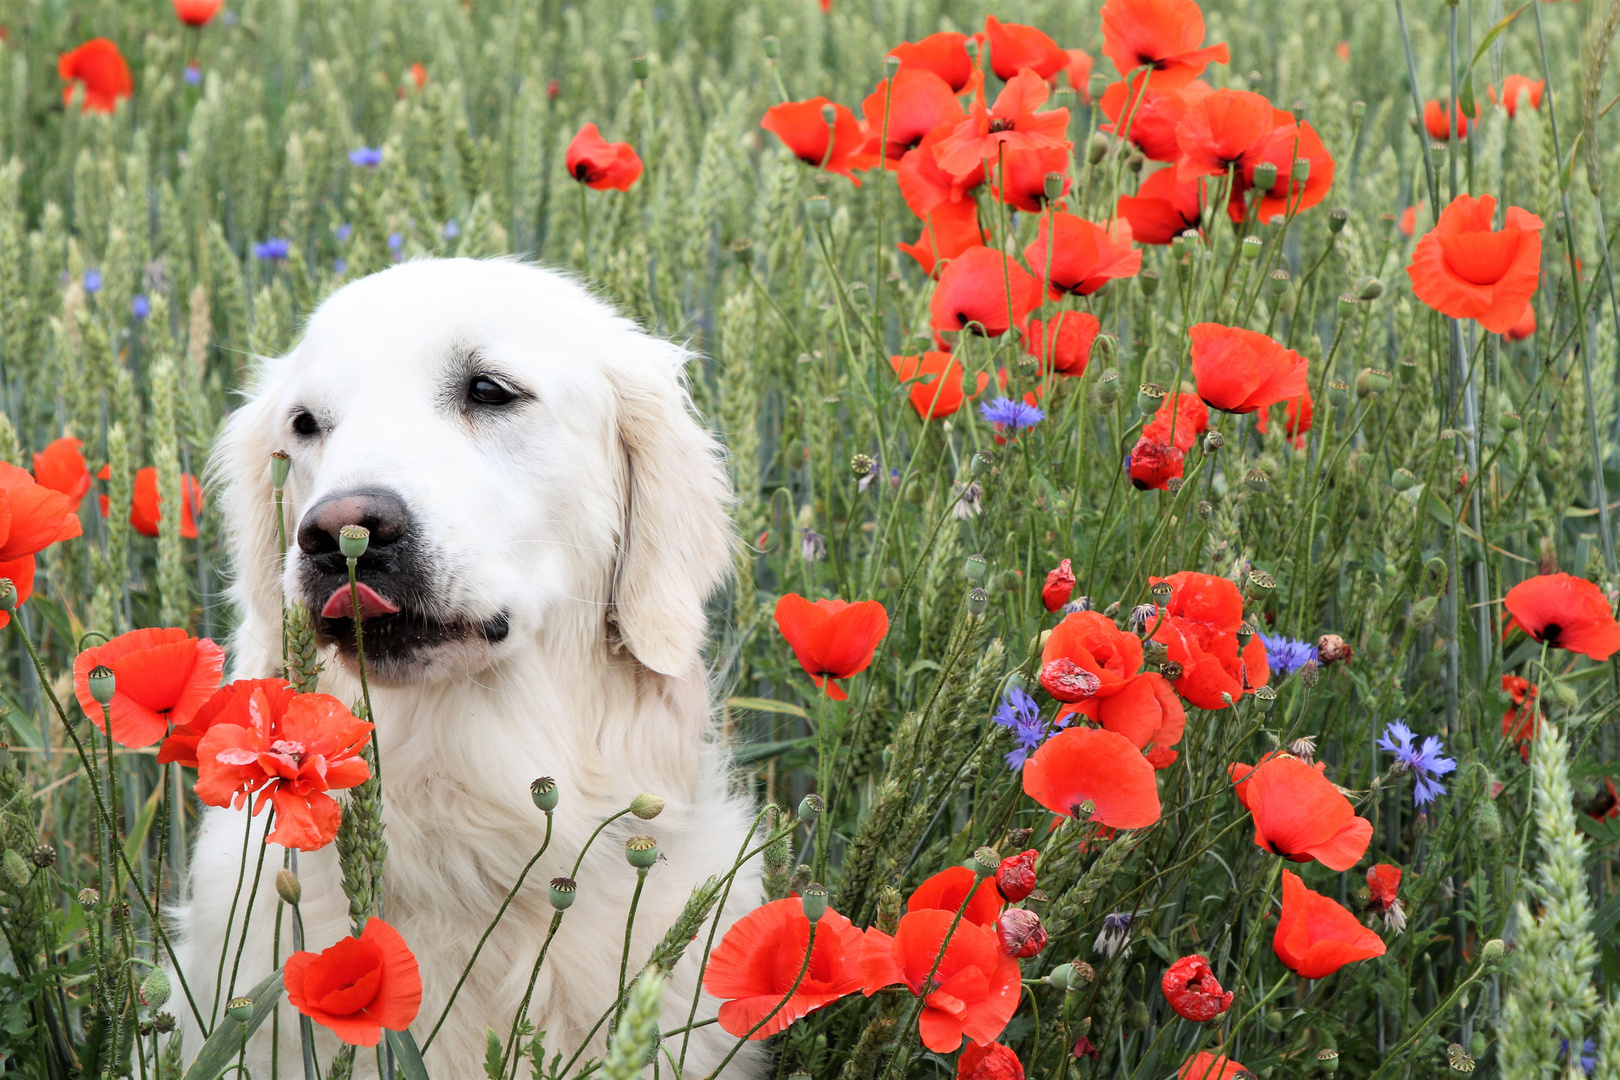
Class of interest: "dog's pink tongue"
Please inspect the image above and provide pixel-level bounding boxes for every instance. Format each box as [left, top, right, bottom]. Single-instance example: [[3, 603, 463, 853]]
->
[[321, 582, 402, 619]]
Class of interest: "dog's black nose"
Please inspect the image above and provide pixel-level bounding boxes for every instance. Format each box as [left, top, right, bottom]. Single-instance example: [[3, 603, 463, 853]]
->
[[297, 490, 411, 556]]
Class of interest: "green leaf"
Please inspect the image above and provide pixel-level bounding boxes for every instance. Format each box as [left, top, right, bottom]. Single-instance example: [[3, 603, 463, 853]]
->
[[25, 594, 74, 649], [731, 736, 815, 766], [1594, 890, 1620, 940], [1458, 2, 1531, 117], [122, 783, 163, 867], [386, 1027, 433, 1080], [182, 970, 284, 1080], [724, 696, 808, 719]]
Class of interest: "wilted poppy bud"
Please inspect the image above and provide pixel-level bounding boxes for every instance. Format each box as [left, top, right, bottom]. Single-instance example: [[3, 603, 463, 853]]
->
[[1137, 382, 1166, 415], [1046, 963, 1074, 990], [996, 849, 1038, 901], [1139, 270, 1159, 298], [531, 776, 560, 812], [1316, 1048, 1339, 1072], [30, 844, 55, 869], [1043, 559, 1076, 612], [1042, 171, 1065, 202], [549, 876, 577, 910], [762, 35, 780, 58], [969, 846, 1001, 878], [625, 836, 659, 869], [275, 868, 301, 906], [1252, 160, 1278, 192], [966, 588, 990, 615], [881, 566, 902, 588], [965, 553, 988, 584], [141, 968, 172, 1009], [1161, 954, 1233, 1021], [270, 450, 291, 489], [996, 908, 1048, 958], [1254, 685, 1277, 712], [630, 793, 665, 820], [87, 665, 116, 706], [1087, 132, 1110, 165], [798, 792, 824, 822], [1300, 658, 1320, 688], [1243, 570, 1276, 599], [1241, 236, 1263, 261], [1316, 634, 1353, 664], [1243, 469, 1269, 494], [1072, 1035, 1100, 1060], [226, 998, 254, 1023], [801, 883, 829, 924], [1040, 658, 1101, 703], [804, 195, 830, 222], [631, 55, 650, 80], [338, 524, 370, 560], [1094, 369, 1121, 406], [971, 449, 994, 477]]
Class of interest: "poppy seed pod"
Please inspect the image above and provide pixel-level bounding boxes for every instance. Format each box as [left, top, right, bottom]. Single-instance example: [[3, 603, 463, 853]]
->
[[1241, 236, 1262, 261], [798, 792, 824, 822], [1137, 382, 1167, 415], [0, 579, 15, 613], [819, 107, 837, 131], [1337, 293, 1358, 318], [630, 793, 665, 820], [729, 237, 754, 267], [631, 55, 650, 80], [1291, 157, 1311, 184], [275, 868, 301, 905], [966, 588, 990, 615], [625, 835, 659, 869], [1159, 660, 1184, 680], [1043, 171, 1065, 202], [1254, 684, 1277, 712], [141, 968, 172, 1009], [270, 450, 291, 489], [762, 35, 780, 58], [1139, 271, 1160, 297], [1428, 142, 1447, 170], [226, 998, 254, 1023], [971, 450, 994, 477], [1328, 207, 1349, 233], [963, 37, 978, 59], [965, 553, 988, 583], [800, 882, 829, 923], [970, 846, 1001, 878], [1398, 356, 1419, 384], [1243, 570, 1276, 599], [996, 908, 1048, 958], [1358, 368, 1392, 396], [1327, 379, 1350, 406], [1088, 73, 1106, 102], [1046, 963, 1075, 990], [1252, 160, 1278, 193], [1150, 580, 1174, 608], [1094, 369, 1121, 406], [849, 453, 875, 482], [549, 876, 577, 910], [804, 195, 830, 222], [531, 776, 559, 812], [1243, 469, 1270, 494], [1235, 620, 1255, 648], [338, 524, 370, 560], [1203, 430, 1225, 453], [1268, 268, 1291, 295], [883, 53, 901, 76], [1501, 411, 1522, 431], [30, 844, 54, 869], [1087, 132, 1110, 165], [1196, 500, 1213, 519], [87, 665, 116, 706]]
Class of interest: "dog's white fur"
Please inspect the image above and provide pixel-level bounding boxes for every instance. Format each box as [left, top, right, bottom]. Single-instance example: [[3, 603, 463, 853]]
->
[[169, 259, 760, 1079]]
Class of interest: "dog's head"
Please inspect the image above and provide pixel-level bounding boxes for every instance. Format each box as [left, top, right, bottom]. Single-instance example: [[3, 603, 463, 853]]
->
[[216, 258, 735, 683]]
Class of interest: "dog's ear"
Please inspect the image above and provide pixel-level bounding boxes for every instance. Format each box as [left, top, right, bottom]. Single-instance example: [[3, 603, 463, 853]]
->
[[607, 342, 736, 677]]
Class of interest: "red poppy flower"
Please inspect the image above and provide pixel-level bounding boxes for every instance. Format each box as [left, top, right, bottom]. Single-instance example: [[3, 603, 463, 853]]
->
[[1161, 954, 1232, 1021], [1407, 193, 1542, 334], [1064, 50, 1094, 101], [1367, 864, 1402, 911], [409, 63, 428, 91], [1100, 80, 1211, 161], [1061, 672, 1186, 769], [1023, 726, 1162, 829], [1274, 870, 1386, 978], [172, 0, 223, 26], [1042, 559, 1076, 612], [995, 849, 1038, 903], [1041, 610, 1144, 698], [861, 70, 963, 163], [72, 628, 225, 748], [1175, 88, 1274, 182], [1489, 75, 1545, 117], [1587, 778, 1620, 822], [1100, 0, 1230, 93], [929, 246, 1042, 346], [1128, 436, 1183, 491], [193, 686, 374, 850], [1, 462, 83, 563], [888, 33, 975, 92], [958, 1042, 1024, 1080], [1179, 1053, 1248, 1080], [890, 351, 988, 420], [1231, 754, 1371, 871], [761, 99, 877, 184], [703, 897, 864, 1039], [898, 123, 987, 216], [773, 594, 889, 700], [1506, 302, 1537, 341], [1144, 392, 1209, 452], [59, 39, 133, 113], [1147, 570, 1270, 709], [564, 124, 642, 191], [1117, 166, 1203, 245], [933, 70, 1070, 179], [104, 466, 204, 539], [991, 144, 1072, 212], [1254, 385, 1312, 447], [1188, 323, 1308, 415], [983, 17, 1066, 81], [159, 677, 297, 768], [1024, 213, 1141, 297], [898, 199, 988, 277], [1023, 311, 1100, 376], [907, 866, 1003, 927], [1503, 572, 1620, 660], [1245, 119, 1335, 221], [1502, 673, 1540, 752], [33, 437, 91, 511], [1423, 98, 1477, 141], [285, 918, 422, 1046], [1399, 203, 1421, 237], [859, 909, 1021, 1052]]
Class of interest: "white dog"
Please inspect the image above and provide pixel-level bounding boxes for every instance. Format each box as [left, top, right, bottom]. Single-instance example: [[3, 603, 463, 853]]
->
[[169, 258, 762, 1079]]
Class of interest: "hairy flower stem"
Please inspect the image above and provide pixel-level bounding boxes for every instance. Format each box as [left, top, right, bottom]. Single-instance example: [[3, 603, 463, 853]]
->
[[616, 867, 650, 1019], [421, 810, 554, 1051], [705, 923, 820, 1080]]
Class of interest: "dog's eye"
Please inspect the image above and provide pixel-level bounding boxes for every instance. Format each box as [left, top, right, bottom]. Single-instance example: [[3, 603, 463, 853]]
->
[[291, 410, 321, 437], [467, 376, 516, 407]]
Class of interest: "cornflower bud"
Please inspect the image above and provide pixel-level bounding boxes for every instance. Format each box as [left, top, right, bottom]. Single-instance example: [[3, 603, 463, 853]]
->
[[1328, 207, 1349, 233], [965, 553, 988, 583], [550, 876, 577, 910], [804, 195, 830, 222], [275, 868, 301, 905], [531, 776, 560, 812], [798, 793, 825, 822], [270, 450, 291, 489], [1137, 382, 1166, 415], [801, 883, 829, 923], [226, 998, 254, 1023], [630, 793, 665, 820], [1241, 236, 1262, 260], [87, 665, 116, 706], [625, 836, 659, 869], [1139, 271, 1159, 297], [1252, 161, 1278, 192], [338, 524, 370, 560], [1300, 658, 1320, 688], [1043, 171, 1064, 202]]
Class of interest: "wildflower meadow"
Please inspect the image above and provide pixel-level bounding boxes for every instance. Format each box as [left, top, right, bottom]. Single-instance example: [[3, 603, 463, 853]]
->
[[2, 0, 1620, 1078]]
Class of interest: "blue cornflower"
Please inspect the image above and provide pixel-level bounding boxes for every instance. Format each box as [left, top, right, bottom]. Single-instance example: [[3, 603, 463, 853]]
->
[[332, 258, 347, 276], [131, 295, 150, 320], [1560, 1039, 1597, 1076], [348, 146, 383, 167], [442, 219, 460, 240], [1377, 721, 1457, 805], [992, 685, 1049, 771], [253, 238, 290, 261], [82, 269, 102, 294], [979, 396, 1045, 430], [387, 232, 404, 258], [1260, 633, 1317, 677], [335, 223, 353, 242], [184, 62, 203, 86]]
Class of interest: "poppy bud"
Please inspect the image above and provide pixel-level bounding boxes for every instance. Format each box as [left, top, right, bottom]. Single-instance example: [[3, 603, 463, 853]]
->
[[996, 908, 1047, 958], [1328, 207, 1349, 233], [1043, 559, 1076, 612], [1043, 171, 1065, 202], [1243, 570, 1275, 600], [1094, 369, 1121, 406], [965, 553, 988, 583], [1327, 379, 1350, 406], [1336, 293, 1358, 318], [1317, 634, 1353, 664], [960, 364, 982, 395], [903, 479, 926, 505], [1041, 658, 1101, 702], [798, 792, 824, 822], [275, 869, 301, 905], [996, 569, 1022, 593], [966, 588, 990, 615], [339, 524, 370, 560], [1137, 382, 1166, 415], [630, 793, 665, 820], [1126, 151, 1145, 173], [1126, 1001, 1150, 1030], [970, 846, 1000, 878], [625, 836, 659, 869], [1139, 271, 1159, 297], [1087, 132, 1110, 165], [631, 55, 650, 80], [1268, 268, 1291, 295], [270, 450, 291, 489], [1358, 276, 1385, 302], [0, 580, 15, 613], [1253, 684, 1277, 711], [1088, 74, 1107, 102], [1501, 410, 1521, 432], [87, 665, 116, 706], [1469, 1033, 1487, 1060], [1046, 963, 1074, 990], [1252, 161, 1278, 192], [1241, 236, 1262, 261], [1390, 467, 1418, 491], [1300, 658, 1320, 688], [762, 35, 780, 58], [801, 883, 829, 923], [804, 195, 830, 222], [971, 450, 994, 477], [1316, 1049, 1339, 1073], [996, 849, 1038, 901], [531, 777, 560, 812], [1244, 469, 1269, 494], [141, 968, 172, 1010], [1480, 938, 1506, 967]]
